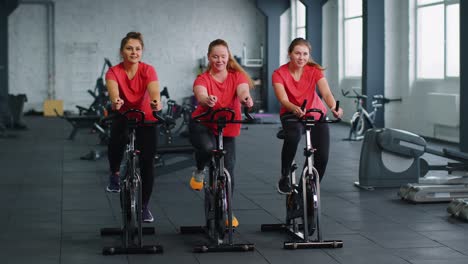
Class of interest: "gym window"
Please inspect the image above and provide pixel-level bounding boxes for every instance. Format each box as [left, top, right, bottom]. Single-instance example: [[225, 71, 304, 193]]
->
[[343, 0, 363, 78], [416, 0, 459, 79], [291, 0, 306, 39]]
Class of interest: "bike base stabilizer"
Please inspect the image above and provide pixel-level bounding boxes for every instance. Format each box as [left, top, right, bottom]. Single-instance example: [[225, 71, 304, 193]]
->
[[100, 227, 155, 236], [180, 226, 253, 253], [102, 245, 163, 255], [284, 240, 343, 249], [193, 243, 254, 253], [261, 223, 343, 250]]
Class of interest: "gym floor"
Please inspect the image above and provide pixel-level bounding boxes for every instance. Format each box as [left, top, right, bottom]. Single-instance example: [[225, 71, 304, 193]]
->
[[1, 116, 468, 264]]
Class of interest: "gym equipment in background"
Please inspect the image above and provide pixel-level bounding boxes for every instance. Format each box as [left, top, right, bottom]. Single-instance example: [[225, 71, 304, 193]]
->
[[342, 88, 401, 141], [447, 199, 468, 221], [355, 127, 468, 203], [356, 128, 425, 189]]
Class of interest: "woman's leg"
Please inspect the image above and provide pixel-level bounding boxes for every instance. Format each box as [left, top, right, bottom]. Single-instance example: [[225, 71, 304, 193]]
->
[[106, 116, 127, 192], [278, 120, 304, 193], [107, 116, 127, 174], [223, 137, 236, 194], [188, 121, 216, 189], [309, 123, 330, 182], [189, 121, 216, 170], [281, 120, 304, 177], [136, 125, 157, 206]]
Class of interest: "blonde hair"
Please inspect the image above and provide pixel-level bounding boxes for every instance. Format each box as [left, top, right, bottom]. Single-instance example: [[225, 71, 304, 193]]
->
[[288, 38, 324, 70], [206, 39, 254, 88]]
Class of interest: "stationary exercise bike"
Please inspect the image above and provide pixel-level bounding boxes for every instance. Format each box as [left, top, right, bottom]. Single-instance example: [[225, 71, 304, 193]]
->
[[342, 88, 401, 141], [179, 107, 255, 253], [155, 87, 194, 167], [100, 109, 164, 255], [261, 101, 344, 249]]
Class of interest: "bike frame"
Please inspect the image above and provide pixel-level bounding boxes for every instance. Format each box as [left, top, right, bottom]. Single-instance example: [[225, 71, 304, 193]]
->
[[179, 107, 255, 253], [121, 118, 143, 248], [100, 109, 164, 255], [209, 117, 234, 244], [261, 103, 343, 249]]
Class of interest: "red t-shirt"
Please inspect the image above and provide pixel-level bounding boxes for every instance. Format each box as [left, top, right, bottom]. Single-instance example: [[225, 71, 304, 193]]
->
[[191, 70, 248, 137], [272, 63, 327, 119], [106, 62, 158, 121]]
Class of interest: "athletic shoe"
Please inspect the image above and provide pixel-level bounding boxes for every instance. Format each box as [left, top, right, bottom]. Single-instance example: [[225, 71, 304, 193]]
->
[[142, 206, 154, 223], [189, 169, 205, 191], [106, 174, 120, 193], [277, 176, 292, 194], [226, 214, 239, 228]]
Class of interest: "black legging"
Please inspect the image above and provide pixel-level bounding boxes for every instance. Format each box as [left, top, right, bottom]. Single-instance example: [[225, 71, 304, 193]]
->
[[108, 115, 158, 206], [281, 119, 330, 182], [188, 120, 236, 193]]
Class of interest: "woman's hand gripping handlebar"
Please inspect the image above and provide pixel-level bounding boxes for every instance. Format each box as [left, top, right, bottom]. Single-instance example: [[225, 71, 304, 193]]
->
[[281, 100, 341, 124], [103, 109, 166, 127], [192, 107, 255, 125]]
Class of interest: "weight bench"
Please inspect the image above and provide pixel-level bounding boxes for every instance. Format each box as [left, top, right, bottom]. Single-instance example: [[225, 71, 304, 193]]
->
[[55, 109, 101, 140]]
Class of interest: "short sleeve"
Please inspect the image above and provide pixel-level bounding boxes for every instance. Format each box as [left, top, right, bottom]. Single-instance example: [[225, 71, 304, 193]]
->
[[236, 72, 249, 85], [193, 74, 208, 89], [105, 68, 117, 81], [314, 67, 324, 82], [272, 70, 284, 85], [146, 65, 158, 81]]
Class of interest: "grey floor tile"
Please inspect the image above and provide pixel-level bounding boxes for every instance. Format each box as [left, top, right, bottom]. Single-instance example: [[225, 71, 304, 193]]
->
[[2, 116, 468, 264]]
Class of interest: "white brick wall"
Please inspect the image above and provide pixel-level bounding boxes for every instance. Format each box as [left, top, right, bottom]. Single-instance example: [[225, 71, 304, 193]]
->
[[9, 0, 265, 112]]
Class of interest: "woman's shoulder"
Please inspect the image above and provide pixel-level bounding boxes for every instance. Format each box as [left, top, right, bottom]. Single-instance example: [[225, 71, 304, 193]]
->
[[305, 64, 323, 73], [272, 63, 289, 78], [106, 63, 123, 77], [139, 62, 156, 71], [227, 69, 243, 77], [196, 71, 210, 80], [110, 62, 123, 71], [194, 71, 210, 85], [273, 63, 289, 74]]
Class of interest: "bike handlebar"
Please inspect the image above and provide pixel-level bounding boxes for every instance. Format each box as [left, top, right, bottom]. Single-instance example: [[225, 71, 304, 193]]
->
[[192, 107, 255, 124], [102, 109, 166, 127], [342, 89, 402, 104], [342, 89, 367, 99], [281, 100, 341, 124]]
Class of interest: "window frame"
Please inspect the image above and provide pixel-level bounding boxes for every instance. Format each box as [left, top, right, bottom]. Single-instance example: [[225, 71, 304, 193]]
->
[[342, 0, 363, 78], [291, 0, 307, 40], [415, 0, 460, 80]]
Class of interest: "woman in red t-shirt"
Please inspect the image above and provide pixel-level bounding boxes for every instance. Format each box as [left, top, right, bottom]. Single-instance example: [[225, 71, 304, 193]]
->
[[273, 38, 343, 194], [188, 39, 254, 228], [105, 32, 162, 223]]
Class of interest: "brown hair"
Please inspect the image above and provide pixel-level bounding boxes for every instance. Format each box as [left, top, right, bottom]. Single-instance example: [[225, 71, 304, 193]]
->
[[120, 31, 144, 51], [288, 38, 324, 70], [206, 39, 254, 88]]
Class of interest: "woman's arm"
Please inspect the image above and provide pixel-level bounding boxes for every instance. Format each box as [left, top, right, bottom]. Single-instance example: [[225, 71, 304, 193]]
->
[[273, 82, 305, 117], [194, 85, 217, 107], [236, 83, 253, 107], [106, 79, 123, 110], [317, 78, 343, 118], [147, 80, 162, 111]]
